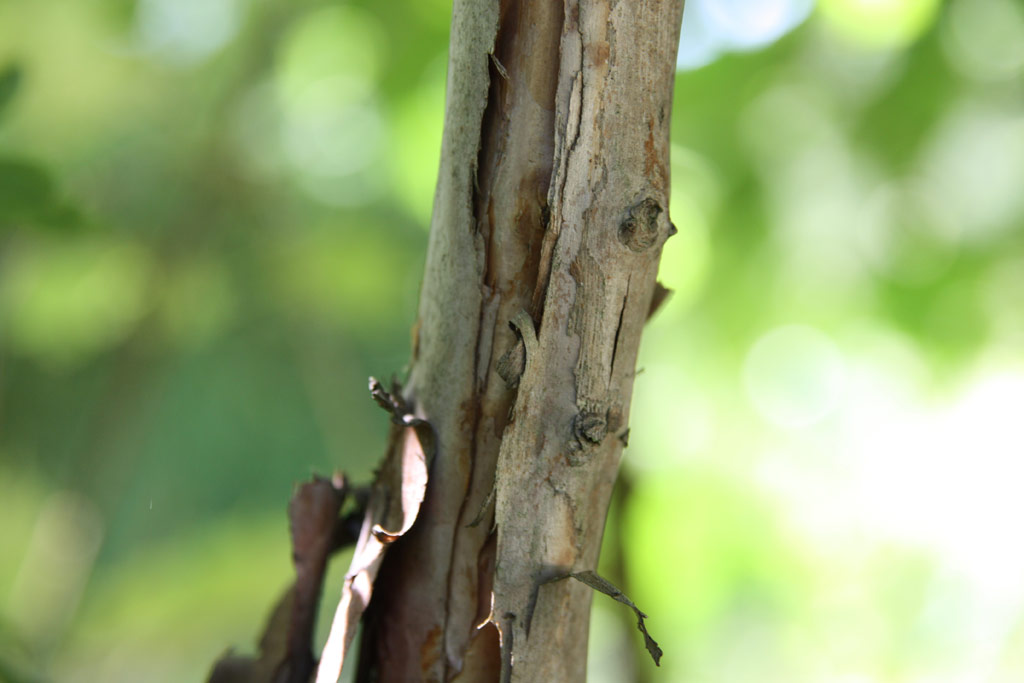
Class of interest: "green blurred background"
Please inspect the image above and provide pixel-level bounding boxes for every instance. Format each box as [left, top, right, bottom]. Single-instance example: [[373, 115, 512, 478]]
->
[[3, 0, 1024, 681]]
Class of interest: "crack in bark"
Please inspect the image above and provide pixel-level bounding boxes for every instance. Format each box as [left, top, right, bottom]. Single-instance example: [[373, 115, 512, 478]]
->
[[609, 275, 630, 384], [533, 69, 583, 317]]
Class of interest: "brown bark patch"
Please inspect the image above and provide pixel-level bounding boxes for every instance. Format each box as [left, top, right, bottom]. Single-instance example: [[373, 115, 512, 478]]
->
[[586, 41, 610, 69], [644, 116, 668, 193], [420, 626, 443, 677]]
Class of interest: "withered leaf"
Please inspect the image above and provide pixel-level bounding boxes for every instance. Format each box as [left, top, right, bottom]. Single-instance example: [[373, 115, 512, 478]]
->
[[315, 379, 434, 683], [570, 570, 662, 666]]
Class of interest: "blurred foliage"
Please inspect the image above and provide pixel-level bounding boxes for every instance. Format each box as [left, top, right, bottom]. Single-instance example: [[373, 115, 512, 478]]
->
[[2, 0, 1024, 681], [0, 63, 22, 117], [0, 62, 82, 234]]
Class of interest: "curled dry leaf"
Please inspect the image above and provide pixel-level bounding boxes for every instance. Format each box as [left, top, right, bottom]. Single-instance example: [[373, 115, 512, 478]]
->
[[569, 570, 663, 666], [315, 379, 434, 683]]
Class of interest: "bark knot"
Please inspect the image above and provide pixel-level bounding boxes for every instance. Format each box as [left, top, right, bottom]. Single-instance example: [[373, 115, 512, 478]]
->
[[573, 410, 608, 445], [618, 197, 663, 252]]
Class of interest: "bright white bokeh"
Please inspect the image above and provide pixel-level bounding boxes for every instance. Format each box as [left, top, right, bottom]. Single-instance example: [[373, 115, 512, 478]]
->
[[918, 102, 1024, 243], [135, 0, 244, 65], [280, 80, 384, 178], [743, 325, 848, 429], [750, 337, 1024, 681], [843, 369, 1024, 581]]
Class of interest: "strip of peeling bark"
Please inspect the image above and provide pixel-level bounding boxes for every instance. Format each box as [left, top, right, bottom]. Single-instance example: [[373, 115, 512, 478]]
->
[[354, 0, 683, 681]]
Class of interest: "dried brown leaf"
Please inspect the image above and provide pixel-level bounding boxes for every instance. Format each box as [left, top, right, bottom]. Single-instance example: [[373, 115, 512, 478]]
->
[[570, 570, 662, 666], [315, 382, 434, 683]]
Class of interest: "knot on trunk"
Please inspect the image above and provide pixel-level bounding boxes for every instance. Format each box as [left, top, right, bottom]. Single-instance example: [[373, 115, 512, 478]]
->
[[618, 197, 663, 252], [573, 410, 608, 445]]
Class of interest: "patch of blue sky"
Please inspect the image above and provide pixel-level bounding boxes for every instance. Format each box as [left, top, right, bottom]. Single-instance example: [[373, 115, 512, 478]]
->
[[678, 0, 815, 70]]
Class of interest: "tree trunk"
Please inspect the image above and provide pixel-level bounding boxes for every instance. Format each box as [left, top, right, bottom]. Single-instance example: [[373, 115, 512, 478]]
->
[[341, 1, 683, 680]]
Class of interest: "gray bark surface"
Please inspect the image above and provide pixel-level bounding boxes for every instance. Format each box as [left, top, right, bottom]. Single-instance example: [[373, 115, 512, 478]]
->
[[358, 1, 684, 680]]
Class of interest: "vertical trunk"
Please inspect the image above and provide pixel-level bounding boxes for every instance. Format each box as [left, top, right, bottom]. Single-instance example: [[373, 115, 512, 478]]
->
[[358, 0, 683, 680]]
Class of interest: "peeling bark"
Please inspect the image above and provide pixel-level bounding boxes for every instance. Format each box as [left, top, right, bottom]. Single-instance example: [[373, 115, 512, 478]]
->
[[345, 1, 684, 681]]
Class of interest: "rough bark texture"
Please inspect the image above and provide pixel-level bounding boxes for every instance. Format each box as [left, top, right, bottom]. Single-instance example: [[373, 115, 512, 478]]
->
[[357, 0, 683, 681]]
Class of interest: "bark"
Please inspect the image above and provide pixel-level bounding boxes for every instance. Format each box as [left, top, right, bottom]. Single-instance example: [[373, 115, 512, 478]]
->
[[347, 1, 683, 681]]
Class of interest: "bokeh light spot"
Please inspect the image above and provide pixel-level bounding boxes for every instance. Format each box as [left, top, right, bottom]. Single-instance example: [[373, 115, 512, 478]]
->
[[918, 102, 1024, 242], [274, 6, 388, 206], [941, 0, 1024, 82], [854, 180, 960, 285], [135, 0, 244, 65], [744, 325, 848, 429], [276, 5, 383, 103], [817, 0, 941, 49]]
